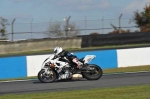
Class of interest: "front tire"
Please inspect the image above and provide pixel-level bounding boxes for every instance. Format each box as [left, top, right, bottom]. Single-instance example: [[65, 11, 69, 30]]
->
[[82, 64, 102, 80], [38, 69, 57, 83]]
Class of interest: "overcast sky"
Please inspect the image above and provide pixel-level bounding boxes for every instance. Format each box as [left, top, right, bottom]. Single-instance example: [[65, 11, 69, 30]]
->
[[0, 0, 150, 40], [1, 0, 149, 21]]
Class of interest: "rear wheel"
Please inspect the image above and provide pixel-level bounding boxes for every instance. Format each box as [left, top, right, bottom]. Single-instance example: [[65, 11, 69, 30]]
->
[[38, 69, 57, 83], [82, 64, 102, 80]]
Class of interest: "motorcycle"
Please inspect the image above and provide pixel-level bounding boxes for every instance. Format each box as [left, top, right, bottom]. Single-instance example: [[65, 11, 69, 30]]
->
[[38, 54, 103, 83]]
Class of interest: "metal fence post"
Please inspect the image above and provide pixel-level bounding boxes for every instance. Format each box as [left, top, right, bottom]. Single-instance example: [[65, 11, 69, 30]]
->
[[85, 16, 87, 35], [102, 16, 104, 34], [11, 18, 16, 42], [65, 16, 71, 37], [119, 14, 123, 33], [49, 18, 53, 37], [30, 19, 33, 39]]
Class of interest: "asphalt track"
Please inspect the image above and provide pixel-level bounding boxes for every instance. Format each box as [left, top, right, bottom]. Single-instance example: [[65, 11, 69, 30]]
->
[[0, 71, 150, 95]]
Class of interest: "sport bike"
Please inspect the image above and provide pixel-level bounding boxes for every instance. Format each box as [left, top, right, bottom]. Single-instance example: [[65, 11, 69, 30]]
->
[[38, 54, 103, 83]]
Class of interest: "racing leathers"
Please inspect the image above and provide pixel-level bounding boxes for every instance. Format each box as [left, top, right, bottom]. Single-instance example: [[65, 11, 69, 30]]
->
[[54, 50, 82, 68]]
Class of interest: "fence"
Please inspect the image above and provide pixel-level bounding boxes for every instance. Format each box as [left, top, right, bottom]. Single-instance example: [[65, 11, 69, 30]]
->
[[1, 16, 140, 41]]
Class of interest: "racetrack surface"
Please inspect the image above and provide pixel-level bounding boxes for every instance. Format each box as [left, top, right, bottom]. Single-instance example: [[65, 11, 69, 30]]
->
[[0, 72, 150, 95]]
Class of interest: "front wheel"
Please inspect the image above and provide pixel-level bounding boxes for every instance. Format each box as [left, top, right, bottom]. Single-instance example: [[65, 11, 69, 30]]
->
[[82, 64, 103, 80], [38, 69, 57, 83]]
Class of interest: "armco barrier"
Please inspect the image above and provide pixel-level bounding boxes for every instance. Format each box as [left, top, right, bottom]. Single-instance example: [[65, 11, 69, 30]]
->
[[1, 47, 150, 79]]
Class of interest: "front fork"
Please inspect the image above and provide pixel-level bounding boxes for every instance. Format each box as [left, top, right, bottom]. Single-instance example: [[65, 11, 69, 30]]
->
[[42, 68, 55, 77], [43, 67, 59, 79]]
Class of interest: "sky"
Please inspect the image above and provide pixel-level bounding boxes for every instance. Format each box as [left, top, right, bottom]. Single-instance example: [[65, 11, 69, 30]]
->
[[1, 0, 149, 20], [0, 0, 150, 40]]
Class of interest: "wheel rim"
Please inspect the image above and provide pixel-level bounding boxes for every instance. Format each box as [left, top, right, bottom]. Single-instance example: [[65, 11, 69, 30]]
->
[[40, 70, 55, 82], [87, 66, 101, 76]]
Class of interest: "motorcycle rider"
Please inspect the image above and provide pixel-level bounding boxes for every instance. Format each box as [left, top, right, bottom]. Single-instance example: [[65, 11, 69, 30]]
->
[[53, 46, 83, 69]]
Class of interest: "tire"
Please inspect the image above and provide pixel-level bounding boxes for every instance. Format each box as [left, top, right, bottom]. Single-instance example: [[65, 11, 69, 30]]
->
[[82, 64, 103, 80], [38, 69, 57, 83]]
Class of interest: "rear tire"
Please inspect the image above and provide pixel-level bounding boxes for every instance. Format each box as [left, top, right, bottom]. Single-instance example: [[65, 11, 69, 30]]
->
[[38, 69, 57, 83], [82, 64, 102, 80]]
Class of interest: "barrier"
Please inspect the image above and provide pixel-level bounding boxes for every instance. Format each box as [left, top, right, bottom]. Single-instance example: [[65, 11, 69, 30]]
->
[[25, 50, 117, 77], [0, 47, 150, 79], [26, 55, 50, 77], [0, 56, 27, 79], [117, 47, 150, 67], [80, 32, 150, 47], [74, 50, 117, 69], [0, 37, 82, 54]]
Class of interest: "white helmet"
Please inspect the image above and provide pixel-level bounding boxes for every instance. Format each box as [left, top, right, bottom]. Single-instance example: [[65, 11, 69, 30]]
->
[[54, 46, 63, 55]]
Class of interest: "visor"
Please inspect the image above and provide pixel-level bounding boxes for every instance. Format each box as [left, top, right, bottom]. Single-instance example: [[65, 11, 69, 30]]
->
[[54, 50, 57, 54]]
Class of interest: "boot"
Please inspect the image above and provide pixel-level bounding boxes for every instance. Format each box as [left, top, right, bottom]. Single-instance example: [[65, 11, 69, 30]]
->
[[79, 65, 87, 70]]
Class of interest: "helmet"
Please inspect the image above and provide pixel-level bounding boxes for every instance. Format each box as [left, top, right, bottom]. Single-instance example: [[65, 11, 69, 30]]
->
[[54, 46, 63, 56]]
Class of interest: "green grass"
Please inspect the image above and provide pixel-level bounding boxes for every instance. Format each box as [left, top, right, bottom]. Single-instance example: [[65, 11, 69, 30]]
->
[[103, 65, 150, 74], [0, 84, 150, 99]]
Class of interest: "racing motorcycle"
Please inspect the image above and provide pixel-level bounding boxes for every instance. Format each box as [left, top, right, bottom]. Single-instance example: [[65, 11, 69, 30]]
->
[[38, 54, 103, 83]]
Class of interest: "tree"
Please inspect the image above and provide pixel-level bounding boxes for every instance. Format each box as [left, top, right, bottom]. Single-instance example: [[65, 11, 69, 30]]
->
[[108, 23, 130, 34], [47, 21, 79, 38], [0, 17, 9, 38], [63, 22, 80, 37], [131, 3, 150, 32], [48, 22, 64, 37], [89, 32, 99, 35]]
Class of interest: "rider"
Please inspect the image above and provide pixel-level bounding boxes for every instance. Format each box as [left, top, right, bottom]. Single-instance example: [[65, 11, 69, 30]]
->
[[53, 46, 83, 69]]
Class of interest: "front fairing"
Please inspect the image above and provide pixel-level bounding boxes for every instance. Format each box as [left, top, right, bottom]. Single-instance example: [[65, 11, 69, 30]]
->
[[41, 54, 55, 69]]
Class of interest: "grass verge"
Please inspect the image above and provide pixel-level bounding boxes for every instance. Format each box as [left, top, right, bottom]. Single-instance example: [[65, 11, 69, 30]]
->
[[103, 65, 150, 74], [0, 84, 150, 99]]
